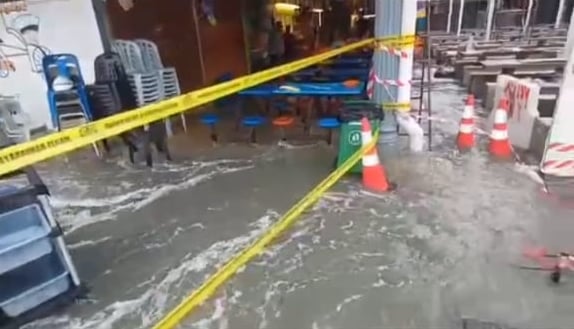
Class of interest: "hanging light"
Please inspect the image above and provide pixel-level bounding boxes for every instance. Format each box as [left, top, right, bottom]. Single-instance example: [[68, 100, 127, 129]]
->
[[10, 13, 39, 44], [274, 2, 300, 15], [117, 0, 134, 12]]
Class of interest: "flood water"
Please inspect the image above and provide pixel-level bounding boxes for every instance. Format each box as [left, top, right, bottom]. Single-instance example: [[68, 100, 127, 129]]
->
[[22, 81, 574, 329]]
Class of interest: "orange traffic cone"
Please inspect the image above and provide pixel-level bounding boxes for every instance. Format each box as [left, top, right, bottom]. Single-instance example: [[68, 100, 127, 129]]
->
[[489, 98, 513, 159], [457, 94, 475, 151], [361, 117, 392, 192]]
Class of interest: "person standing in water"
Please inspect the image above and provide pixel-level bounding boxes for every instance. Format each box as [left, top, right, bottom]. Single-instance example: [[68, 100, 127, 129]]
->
[[268, 21, 285, 67], [283, 25, 297, 62]]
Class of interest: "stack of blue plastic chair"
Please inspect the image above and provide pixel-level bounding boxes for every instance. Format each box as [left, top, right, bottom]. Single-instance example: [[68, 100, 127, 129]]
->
[[42, 54, 93, 131], [112, 40, 162, 107], [85, 79, 139, 164], [0, 95, 31, 143], [0, 162, 82, 327], [112, 40, 176, 137], [134, 39, 187, 133], [42, 54, 100, 157], [91, 52, 169, 167]]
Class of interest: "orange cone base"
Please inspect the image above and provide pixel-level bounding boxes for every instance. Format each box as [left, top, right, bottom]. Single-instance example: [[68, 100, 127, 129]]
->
[[457, 133, 475, 151], [363, 166, 391, 192], [489, 140, 513, 159]]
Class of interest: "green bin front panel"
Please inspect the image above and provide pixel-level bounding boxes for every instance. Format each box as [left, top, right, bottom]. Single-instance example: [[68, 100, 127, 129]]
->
[[337, 120, 377, 174]]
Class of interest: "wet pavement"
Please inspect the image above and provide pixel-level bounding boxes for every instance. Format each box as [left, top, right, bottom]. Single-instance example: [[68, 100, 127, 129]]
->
[[22, 81, 574, 329]]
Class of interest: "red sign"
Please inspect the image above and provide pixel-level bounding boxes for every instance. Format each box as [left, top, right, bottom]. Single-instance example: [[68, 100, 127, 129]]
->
[[504, 81, 530, 122]]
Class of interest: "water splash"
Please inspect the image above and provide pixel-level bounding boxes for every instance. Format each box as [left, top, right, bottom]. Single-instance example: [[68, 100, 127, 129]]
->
[[52, 161, 255, 233], [26, 212, 277, 329]]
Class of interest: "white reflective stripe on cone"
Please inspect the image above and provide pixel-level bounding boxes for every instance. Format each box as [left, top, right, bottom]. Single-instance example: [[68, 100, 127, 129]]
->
[[462, 106, 474, 118], [362, 153, 380, 167], [459, 124, 473, 134], [493, 110, 508, 123], [361, 131, 373, 145], [490, 129, 508, 140]]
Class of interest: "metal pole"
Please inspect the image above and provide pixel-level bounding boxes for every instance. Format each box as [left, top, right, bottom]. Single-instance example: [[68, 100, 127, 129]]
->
[[485, 0, 495, 41], [457, 0, 465, 36], [446, 0, 454, 33], [397, 0, 416, 111], [554, 0, 564, 29], [396, 0, 424, 152], [374, 0, 400, 147], [556, 0, 566, 28], [522, 0, 534, 35]]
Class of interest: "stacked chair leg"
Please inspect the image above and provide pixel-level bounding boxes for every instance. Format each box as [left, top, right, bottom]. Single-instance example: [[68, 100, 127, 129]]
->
[[135, 39, 187, 134], [111, 40, 174, 167]]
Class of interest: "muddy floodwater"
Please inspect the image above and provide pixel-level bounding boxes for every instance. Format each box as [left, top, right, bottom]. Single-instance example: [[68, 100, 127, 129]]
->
[[23, 82, 574, 329]]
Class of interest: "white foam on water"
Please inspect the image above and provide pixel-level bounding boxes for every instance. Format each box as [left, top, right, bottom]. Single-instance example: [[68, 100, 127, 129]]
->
[[29, 212, 276, 329], [68, 236, 113, 250], [335, 294, 363, 313], [513, 163, 544, 186], [359, 189, 394, 200], [142, 223, 206, 252], [51, 187, 155, 209], [340, 220, 354, 231], [50, 158, 250, 208], [277, 140, 320, 149], [314, 192, 357, 213], [55, 164, 254, 233], [192, 295, 228, 329]]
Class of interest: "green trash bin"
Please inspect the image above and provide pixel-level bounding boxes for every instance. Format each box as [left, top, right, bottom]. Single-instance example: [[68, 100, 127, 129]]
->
[[336, 101, 385, 174]]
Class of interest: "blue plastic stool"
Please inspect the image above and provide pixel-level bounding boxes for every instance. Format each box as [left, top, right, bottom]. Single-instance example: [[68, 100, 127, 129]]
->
[[318, 117, 341, 145], [242, 116, 265, 143], [200, 113, 220, 143]]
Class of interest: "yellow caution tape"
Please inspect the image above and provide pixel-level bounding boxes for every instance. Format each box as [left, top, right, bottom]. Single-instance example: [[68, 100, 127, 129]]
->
[[0, 39, 374, 177], [152, 131, 380, 329], [374, 34, 416, 49], [383, 102, 411, 112]]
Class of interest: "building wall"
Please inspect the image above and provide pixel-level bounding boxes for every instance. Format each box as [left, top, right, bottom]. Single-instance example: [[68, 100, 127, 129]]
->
[[106, 0, 248, 90], [105, 0, 205, 92], [0, 0, 104, 130], [198, 0, 249, 84]]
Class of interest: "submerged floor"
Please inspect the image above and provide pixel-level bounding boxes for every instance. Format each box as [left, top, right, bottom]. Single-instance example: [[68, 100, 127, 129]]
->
[[23, 82, 574, 329]]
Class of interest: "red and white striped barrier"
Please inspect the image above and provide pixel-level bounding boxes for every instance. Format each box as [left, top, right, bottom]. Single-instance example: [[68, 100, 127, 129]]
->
[[366, 69, 412, 99], [542, 143, 574, 175], [378, 45, 409, 58]]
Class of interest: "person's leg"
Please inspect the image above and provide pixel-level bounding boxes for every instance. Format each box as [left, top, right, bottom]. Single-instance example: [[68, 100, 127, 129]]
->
[[269, 54, 279, 67]]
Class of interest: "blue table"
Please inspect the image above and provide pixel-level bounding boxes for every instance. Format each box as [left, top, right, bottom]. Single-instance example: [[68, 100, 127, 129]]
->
[[237, 84, 278, 97], [240, 82, 365, 97], [323, 57, 370, 66], [273, 82, 365, 96], [239, 82, 365, 133], [290, 68, 368, 81]]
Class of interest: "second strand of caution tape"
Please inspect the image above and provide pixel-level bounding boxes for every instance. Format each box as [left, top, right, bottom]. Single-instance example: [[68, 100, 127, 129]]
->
[[152, 131, 380, 329]]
